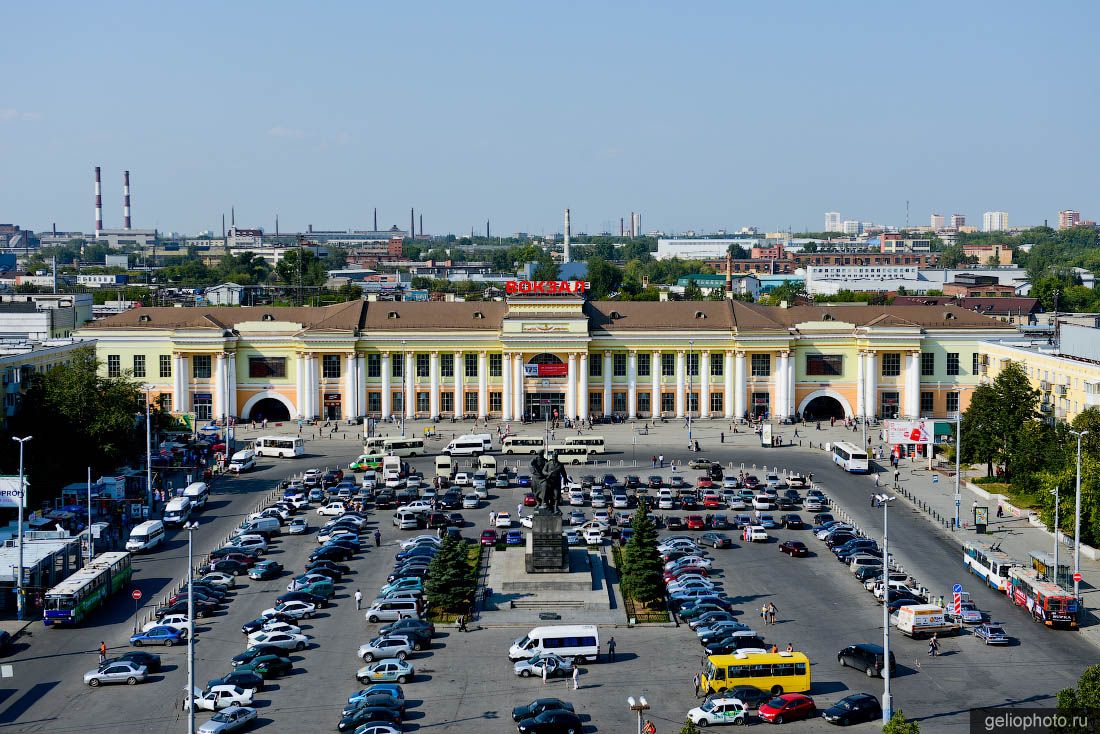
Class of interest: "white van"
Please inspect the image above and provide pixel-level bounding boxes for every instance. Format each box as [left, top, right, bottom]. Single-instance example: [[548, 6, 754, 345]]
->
[[546, 445, 590, 465], [364, 599, 421, 623], [239, 516, 280, 537], [476, 454, 497, 479], [562, 435, 606, 454], [363, 437, 387, 454], [253, 435, 305, 458], [502, 436, 545, 455], [162, 497, 192, 526], [126, 520, 166, 553], [460, 433, 493, 451], [444, 438, 485, 457], [182, 481, 209, 509], [392, 509, 421, 530], [508, 624, 600, 664], [382, 438, 425, 457], [229, 449, 257, 473]]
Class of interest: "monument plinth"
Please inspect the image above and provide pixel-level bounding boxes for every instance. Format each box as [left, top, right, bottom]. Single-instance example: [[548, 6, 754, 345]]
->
[[525, 511, 569, 573]]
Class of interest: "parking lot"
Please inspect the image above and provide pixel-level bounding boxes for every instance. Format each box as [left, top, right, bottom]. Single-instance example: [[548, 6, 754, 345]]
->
[[2, 420, 1096, 733]]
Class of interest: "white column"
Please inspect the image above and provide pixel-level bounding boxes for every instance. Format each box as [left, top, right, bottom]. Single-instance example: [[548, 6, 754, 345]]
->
[[380, 353, 392, 419], [227, 353, 237, 417], [214, 352, 226, 419], [627, 351, 638, 420], [651, 351, 661, 417], [173, 354, 185, 413], [344, 353, 357, 419], [775, 352, 788, 419], [603, 352, 613, 417], [356, 355, 366, 419], [295, 353, 305, 418], [735, 352, 747, 419], [865, 351, 877, 418], [906, 351, 921, 417], [675, 351, 686, 418], [501, 353, 513, 421], [856, 350, 865, 418], [454, 352, 464, 419], [429, 352, 440, 418], [788, 350, 796, 417], [578, 354, 589, 421], [477, 352, 488, 418], [700, 351, 711, 419], [404, 352, 415, 419], [565, 353, 577, 419], [513, 354, 524, 419], [308, 354, 319, 419], [724, 351, 735, 419]]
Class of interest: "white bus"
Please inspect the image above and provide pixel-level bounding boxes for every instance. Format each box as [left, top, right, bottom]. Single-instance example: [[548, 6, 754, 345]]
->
[[383, 437, 425, 457], [509, 624, 600, 664], [125, 520, 166, 553], [562, 435, 605, 454], [502, 436, 546, 455], [254, 436, 305, 458], [831, 441, 870, 473], [964, 541, 1020, 592], [546, 445, 591, 465], [363, 437, 388, 453]]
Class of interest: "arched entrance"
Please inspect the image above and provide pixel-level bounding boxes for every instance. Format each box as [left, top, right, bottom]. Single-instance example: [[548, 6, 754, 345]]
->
[[798, 389, 852, 421], [240, 390, 296, 422], [525, 353, 566, 421]]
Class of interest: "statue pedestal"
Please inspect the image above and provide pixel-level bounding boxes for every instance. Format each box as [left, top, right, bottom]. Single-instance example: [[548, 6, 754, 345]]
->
[[525, 511, 569, 573]]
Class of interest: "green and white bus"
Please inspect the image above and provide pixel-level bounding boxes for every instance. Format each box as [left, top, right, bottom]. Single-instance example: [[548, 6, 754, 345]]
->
[[44, 552, 133, 626]]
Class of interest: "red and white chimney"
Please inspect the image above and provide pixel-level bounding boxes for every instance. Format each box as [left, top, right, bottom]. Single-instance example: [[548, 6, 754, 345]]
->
[[94, 166, 103, 236], [123, 170, 131, 230]]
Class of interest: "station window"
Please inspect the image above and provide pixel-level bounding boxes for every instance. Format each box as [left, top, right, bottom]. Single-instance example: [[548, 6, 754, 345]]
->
[[393, 392, 404, 413], [710, 353, 723, 377], [947, 353, 960, 376], [661, 392, 675, 413], [367, 354, 381, 378], [920, 391, 934, 414], [368, 392, 381, 413], [465, 392, 479, 414], [613, 353, 627, 377], [416, 354, 430, 378], [391, 356, 403, 378], [489, 354, 502, 377], [489, 392, 502, 412], [972, 353, 981, 375], [132, 354, 146, 378], [946, 392, 960, 413], [589, 392, 603, 414], [751, 354, 771, 377], [193, 355, 212, 379], [711, 393, 724, 414], [322, 355, 341, 379], [638, 392, 651, 414], [107, 355, 121, 378], [589, 357, 602, 378], [249, 357, 286, 378], [921, 352, 935, 376], [637, 353, 651, 377], [159, 355, 172, 378], [687, 393, 699, 412], [613, 393, 626, 413], [465, 354, 478, 378], [661, 353, 675, 377], [441, 392, 454, 413], [416, 393, 430, 413], [687, 353, 699, 377], [441, 354, 454, 378], [881, 353, 901, 377]]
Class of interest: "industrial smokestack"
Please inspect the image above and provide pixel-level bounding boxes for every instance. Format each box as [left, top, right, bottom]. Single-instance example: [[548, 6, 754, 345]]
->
[[373, 208, 378, 231], [631, 212, 640, 238], [123, 170, 132, 229], [410, 208, 415, 239], [620, 217, 624, 237], [94, 166, 103, 236], [420, 214, 423, 238], [486, 220, 490, 239], [563, 208, 571, 263]]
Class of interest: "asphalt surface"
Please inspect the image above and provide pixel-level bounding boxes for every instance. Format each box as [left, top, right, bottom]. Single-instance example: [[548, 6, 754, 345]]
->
[[0, 423, 1094, 733]]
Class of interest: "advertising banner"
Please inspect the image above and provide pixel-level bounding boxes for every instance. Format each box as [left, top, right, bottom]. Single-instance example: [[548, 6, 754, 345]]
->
[[885, 419, 932, 445], [538, 363, 569, 377], [0, 477, 27, 509]]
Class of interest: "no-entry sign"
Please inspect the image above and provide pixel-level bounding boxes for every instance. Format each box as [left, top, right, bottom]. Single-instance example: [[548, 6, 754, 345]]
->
[[131, 589, 142, 601], [1073, 572, 1083, 583]]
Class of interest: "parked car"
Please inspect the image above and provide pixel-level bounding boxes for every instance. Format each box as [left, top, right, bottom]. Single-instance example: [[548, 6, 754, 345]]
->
[[513, 653, 574, 678], [512, 698, 577, 722], [758, 693, 816, 724], [778, 540, 808, 557], [197, 706, 257, 734], [822, 693, 882, 726], [131, 625, 185, 647], [236, 654, 292, 679], [85, 660, 147, 686], [687, 697, 748, 726], [101, 651, 161, 674], [837, 643, 895, 677], [974, 623, 1011, 645], [515, 710, 584, 734], [356, 658, 414, 684]]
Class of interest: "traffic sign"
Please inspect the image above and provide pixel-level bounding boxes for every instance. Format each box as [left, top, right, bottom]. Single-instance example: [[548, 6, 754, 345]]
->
[[952, 583, 962, 593], [1073, 572, 1083, 583], [643, 721, 656, 734], [131, 589, 142, 601], [953, 592, 962, 615]]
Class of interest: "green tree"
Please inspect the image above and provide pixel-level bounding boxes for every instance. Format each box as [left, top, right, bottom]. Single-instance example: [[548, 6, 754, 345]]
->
[[1055, 663, 1100, 732], [586, 257, 622, 299], [707, 285, 727, 301], [762, 280, 806, 305], [679, 720, 701, 734], [681, 280, 704, 301], [939, 245, 977, 269], [727, 243, 749, 259], [275, 248, 327, 289], [882, 709, 920, 734], [620, 510, 665, 605], [424, 535, 476, 614], [961, 362, 1040, 479]]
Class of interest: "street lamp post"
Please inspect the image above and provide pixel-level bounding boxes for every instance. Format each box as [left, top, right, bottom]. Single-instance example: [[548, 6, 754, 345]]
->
[[400, 340, 407, 437], [1052, 486, 1060, 586], [627, 696, 651, 734], [12, 436, 31, 622], [87, 466, 94, 563], [145, 385, 153, 511], [184, 519, 198, 734], [954, 411, 962, 529], [1070, 429, 1088, 603], [874, 493, 897, 723]]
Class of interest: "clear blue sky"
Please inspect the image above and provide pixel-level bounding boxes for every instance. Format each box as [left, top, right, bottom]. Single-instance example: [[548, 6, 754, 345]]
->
[[3, 1, 1098, 236]]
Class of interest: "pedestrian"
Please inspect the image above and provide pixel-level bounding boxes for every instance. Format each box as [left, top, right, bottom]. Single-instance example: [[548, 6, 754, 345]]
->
[[458, 614, 468, 632], [607, 636, 616, 662], [785, 642, 793, 652], [659, 454, 664, 468], [770, 644, 778, 653], [374, 529, 381, 547], [761, 604, 768, 623], [517, 503, 523, 517], [489, 511, 496, 527], [693, 673, 701, 698], [572, 665, 580, 690], [354, 589, 362, 610], [651, 455, 657, 468], [928, 633, 940, 657], [893, 469, 900, 487], [996, 504, 1004, 518], [870, 494, 876, 507], [720, 431, 725, 444], [542, 664, 548, 684], [99, 641, 107, 664], [768, 602, 778, 625]]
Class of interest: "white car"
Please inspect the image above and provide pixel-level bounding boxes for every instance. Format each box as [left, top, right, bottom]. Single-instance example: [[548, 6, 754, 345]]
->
[[687, 697, 748, 726], [582, 528, 605, 545], [591, 509, 611, 525], [399, 500, 433, 515], [495, 512, 513, 528], [288, 518, 308, 535], [743, 525, 769, 542], [400, 535, 441, 550], [384, 471, 403, 489], [568, 491, 586, 507], [520, 516, 534, 528], [665, 555, 713, 571], [197, 706, 258, 734], [185, 685, 254, 712], [658, 540, 702, 554], [254, 620, 301, 636], [234, 536, 268, 553], [721, 477, 740, 490], [453, 472, 471, 486], [201, 572, 236, 589], [316, 502, 346, 516], [612, 494, 630, 509], [726, 497, 748, 511], [765, 473, 784, 488], [361, 471, 378, 488], [261, 600, 316, 619], [590, 493, 608, 508], [751, 495, 775, 511], [462, 494, 480, 509], [246, 630, 310, 651], [657, 493, 675, 510], [145, 614, 190, 637]]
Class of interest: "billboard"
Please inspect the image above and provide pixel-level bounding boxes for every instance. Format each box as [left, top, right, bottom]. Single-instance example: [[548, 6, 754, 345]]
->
[[524, 363, 569, 378], [886, 419, 932, 445], [0, 477, 27, 509]]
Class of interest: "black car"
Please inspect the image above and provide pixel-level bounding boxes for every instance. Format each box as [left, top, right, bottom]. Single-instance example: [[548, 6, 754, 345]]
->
[[854, 565, 883, 583], [775, 497, 798, 510], [647, 475, 664, 489], [512, 698, 577, 722], [388, 566, 430, 583], [624, 475, 642, 489], [813, 513, 835, 525], [309, 546, 352, 563], [337, 706, 402, 732], [705, 515, 732, 531], [241, 654, 293, 679], [374, 491, 397, 509], [825, 531, 857, 549], [156, 599, 217, 619], [276, 590, 329, 608], [447, 512, 465, 527], [665, 516, 686, 530], [782, 489, 802, 502], [703, 635, 768, 656], [207, 669, 265, 692], [780, 514, 805, 529], [189, 582, 230, 599], [722, 685, 770, 710], [305, 565, 342, 581], [822, 693, 882, 726], [379, 618, 435, 644], [440, 491, 462, 510], [837, 644, 895, 677], [341, 693, 405, 718], [210, 546, 261, 560], [231, 644, 290, 667], [102, 651, 161, 673], [204, 559, 249, 576], [425, 513, 450, 529], [322, 470, 343, 488], [516, 709, 584, 734], [697, 627, 755, 647], [306, 559, 351, 575]]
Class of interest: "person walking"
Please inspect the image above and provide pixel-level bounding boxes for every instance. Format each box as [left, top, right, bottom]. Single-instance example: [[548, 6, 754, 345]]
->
[[659, 454, 664, 468], [606, 636, 616, 662], [693, 673, 701, 698], [517, 503, 523, 517], [769, 644, 778, 653], [761, 604, 768, 624], [542, 663, 548, 685], [354, 589, 362, 610], [893, 469, 900, 488], [489, 511, 496, 527], [374, 529, 381, 547], [572, 665, 580, 690], [720, 431, 724, 444], [928, 633, 940, 657], [768, 602, 778, 625], [99, 641, 107, 664]]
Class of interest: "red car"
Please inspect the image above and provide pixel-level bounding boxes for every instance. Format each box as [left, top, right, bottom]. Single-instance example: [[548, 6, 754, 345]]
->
[[663, 566, 708, 582], [778, 540, 808, 557], [480, 529, 498, 546], [696, 477, 714, 489], [523, 493, 538, 507], [685, 515, 705, 530], [758, 693, 816, 724], [702, 496, 723, 509]]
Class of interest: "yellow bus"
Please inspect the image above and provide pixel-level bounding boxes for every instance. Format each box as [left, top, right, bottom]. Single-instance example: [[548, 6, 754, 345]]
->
[[701, 651, 811, 696]]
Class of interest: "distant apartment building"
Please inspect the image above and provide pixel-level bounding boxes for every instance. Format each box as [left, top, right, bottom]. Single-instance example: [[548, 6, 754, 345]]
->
[[793, 252, 940, 268], [750, 242, 785, 259], [656, 238, 757, 260], [982, 211, 1009, 232], [930, 213, 945, 230], [1059, 210, 1081, 229], [962, 243, 1012, 265], [0, 338, 92, 422], [950, 214, 966, 229], [806, 265, 918, 284], [227, 243, 328, 267], [76, 274, 129, 288], [824, 212, 841, 232], [841, 220, 862, 235], [879, 233, 932, 253]]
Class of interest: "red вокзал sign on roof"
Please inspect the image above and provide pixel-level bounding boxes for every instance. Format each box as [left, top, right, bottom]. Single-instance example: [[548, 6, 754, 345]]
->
[[505, 280, 588, 294]]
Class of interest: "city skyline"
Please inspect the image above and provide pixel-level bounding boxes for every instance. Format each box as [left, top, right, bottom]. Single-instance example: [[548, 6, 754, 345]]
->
[[2, 2, 1099, 235]]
